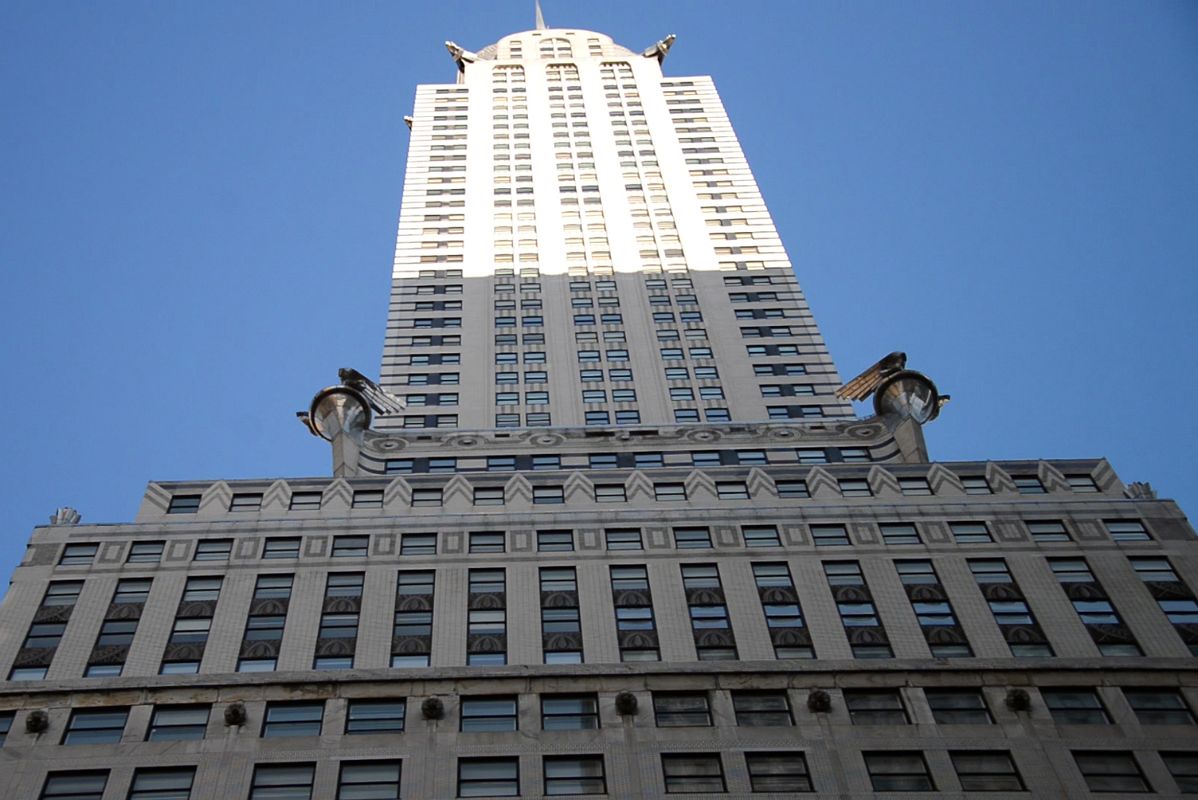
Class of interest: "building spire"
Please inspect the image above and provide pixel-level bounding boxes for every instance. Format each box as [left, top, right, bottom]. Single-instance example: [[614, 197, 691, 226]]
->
[[534, 0, 546, 30]]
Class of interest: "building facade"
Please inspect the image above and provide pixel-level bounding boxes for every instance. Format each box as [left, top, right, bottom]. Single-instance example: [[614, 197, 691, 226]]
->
[[1, 20, 1197, 800]]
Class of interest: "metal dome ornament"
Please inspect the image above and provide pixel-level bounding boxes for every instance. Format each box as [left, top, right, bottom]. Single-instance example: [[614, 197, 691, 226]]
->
[[837, 352, 950, 424]]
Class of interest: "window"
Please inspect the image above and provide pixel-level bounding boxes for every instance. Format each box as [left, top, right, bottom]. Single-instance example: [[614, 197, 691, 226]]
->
[[63, 707, 128, 744], [745, 753, 812, 792], [846, 690, 908, 724], [605, 528, 642, 550], [673, 408, 700, 423], [1124, 688, 1194, 724], [193, 538, 232, 561], [811, 524, 850, 546], [338, 762, 401, 800], [146, 705, 209, 741], [263, 537, 300, 559], [128, 768, 195, 800], [595, 484, 626, 502], [1042, 688, 1109, 724], [897, 477, 932, 496], [716, 481, 749, 499], [879, 523, 920, 545], [0, 710, 11, 745], [662, 754, 725, 793], [1105, 519, 1151, 541], [128, 541, 164, 563], [950, 521, 993, 543], [412, 488, 442, 506], [262, 702, 323, 737], [330, 535, 368, 557], [40, 772, 109, 800], [458, 758, 519, 797], [838, 479, 871, 497], [167, 494, 200, 514], [534, 485, 564, 504], [401, 533, 437, 555], [469, 532, 505, 553], [926, 689, 992, 724], [1073, 751, 1151, 793], [655, 483, 687, 501], [742, 525, 780, 547], [1027, 520, 1070, 542], [733, 691, 792, 726], [1067, 474, 1100, 492], [230, 492, 263, 511], [775, 479, 809, 498], [538, 530, 573, 551], [1013, 475, 1046, 494], [352, 489, 383, 509], [673, 527, 711, 549], [542, 695, 599, 730], [250, 764, 315, 800], [474, 487, 505, 506], [1163, 753, 1198, 793], [345, 700, 406, 734], [960, 475, 991, 494], [59, 544, 97, 565], [824, 561, 892, 658], [951, 751, 1024, 791], [544, 755, 606, 796], [864, 752, 934, 792], [654, 692, 711, 727]]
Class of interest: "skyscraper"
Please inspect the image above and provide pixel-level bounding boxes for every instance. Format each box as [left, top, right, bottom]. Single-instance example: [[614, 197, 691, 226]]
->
[[1, 17, 1196, 800]]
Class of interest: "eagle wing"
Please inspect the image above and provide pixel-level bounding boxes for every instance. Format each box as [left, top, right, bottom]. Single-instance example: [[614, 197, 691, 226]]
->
[[835, 351, 907, 402]]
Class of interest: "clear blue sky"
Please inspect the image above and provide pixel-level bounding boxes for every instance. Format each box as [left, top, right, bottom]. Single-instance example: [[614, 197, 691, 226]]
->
[[2, 1, 1196, 582]]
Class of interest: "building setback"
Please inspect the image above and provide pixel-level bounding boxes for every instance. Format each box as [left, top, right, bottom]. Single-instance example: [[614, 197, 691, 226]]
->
[[1, 18, 1197, 800]]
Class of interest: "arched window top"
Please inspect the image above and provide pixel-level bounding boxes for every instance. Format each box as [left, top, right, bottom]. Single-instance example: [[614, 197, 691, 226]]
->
[[539, 37, 572, 59]]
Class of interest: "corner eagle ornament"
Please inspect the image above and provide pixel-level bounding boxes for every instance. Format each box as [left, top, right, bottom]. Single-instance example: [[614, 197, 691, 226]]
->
[[297, 368, 405, 438], [837, 351, 950, 424]]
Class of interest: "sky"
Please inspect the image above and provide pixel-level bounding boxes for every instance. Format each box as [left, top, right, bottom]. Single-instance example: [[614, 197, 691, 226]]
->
[[1, 1, 1196, 582]]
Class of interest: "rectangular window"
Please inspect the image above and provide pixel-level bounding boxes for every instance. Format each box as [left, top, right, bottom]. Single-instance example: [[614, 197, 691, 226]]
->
[[392, 570, 433, 668], [732, 691, 792, 726], [1049, 557, 1142, 656], [1163, 753, 1198, 793], [401, 533, 437, 555], [469, 531, 505, 553], [167, 495, 201, 514], [864, 752, 935, 792], [1043, 688, 1109, 724], [411, 488, 443, 506], [846, 689, 909, 724], [655, 483, 687, 501], [262, 702, 323, 737], [879, 522, 920, 545], [460, 696, 518, 732], [960, 475, 991, 494], [1105, 519, 1151, 541], [951, 751, 1024, 791], [681, 563, 737, 660], [716, 481, 749, 499], [925, 689, 992, 724], [542, 695, 599, 730], [950, 521, 993, 543], [611, 565, 658, 662], [1027, 520, 1071, 542], [752, 562, 813, 659], [1123, 688, 1194, 725], [745, 752, 812, 792], [654, 692, 711, 727], [811, 524, 850, 547], [332, 535, 369, 557], [605, 528, 642, 550], [538, 530, 574, 552], [194, 538, 232, 561], [263, 537, 301, 559], [896, 559, 972, 657], [533, 485, 564, 504], [352, 490, 383, 509], [838, 479, 871, 497], [40, 772, 109, 800], [595, 484, 626, 502], [230, 492, 263, 511], [147, 705, 210, 741], [742, 525, 780, 547], [673, 527, 711, 549], [128, 541, 165, 563], [968, 559, 1053, 656], [314, 573, 362, 669], [345, 700, 406, 734], [661, 753, 725, 793], [250, 764, 315, 800], [1067, 474, 1100, 492], [337, 762, 401, 800], [1073, 751, 1151, 793], [544, 755, 606, 796], [1013, 475, 1046, 494], [59, 544, 98, 565], [63, 707, 129, 745], [128, 768, 195, 800], [458, 757, 518, 798], [776, 479, 809, 498], [474, 486, 506, 506], [898, 477, 932, 495]]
